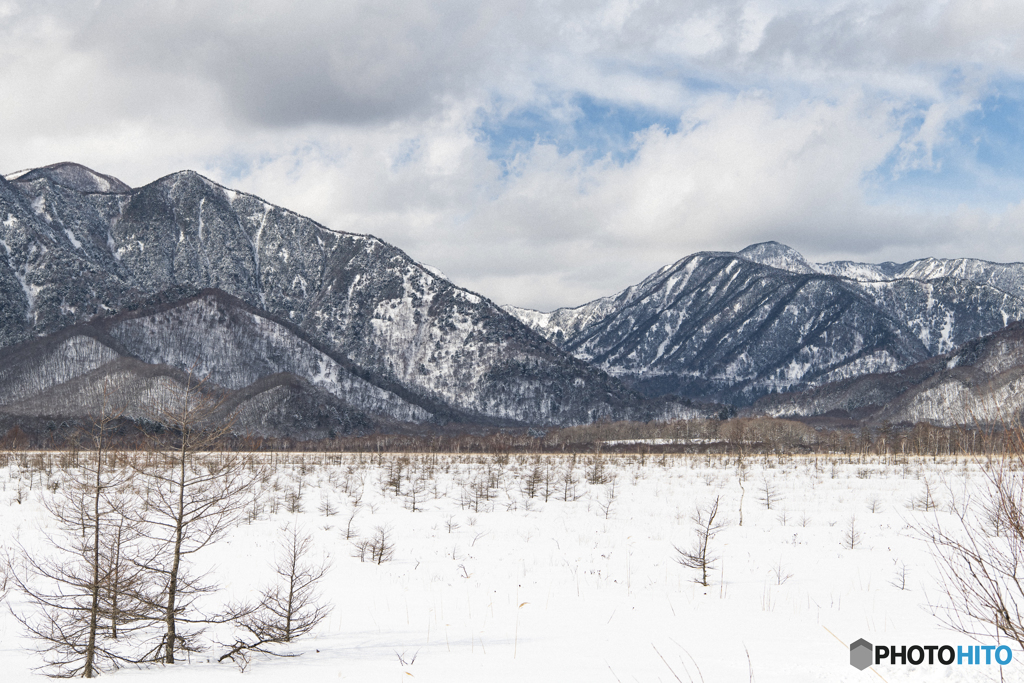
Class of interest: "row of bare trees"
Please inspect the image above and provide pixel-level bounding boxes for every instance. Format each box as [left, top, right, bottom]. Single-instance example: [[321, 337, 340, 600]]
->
[[6, 378, 331, 677], [8, 412, 1024, 458]]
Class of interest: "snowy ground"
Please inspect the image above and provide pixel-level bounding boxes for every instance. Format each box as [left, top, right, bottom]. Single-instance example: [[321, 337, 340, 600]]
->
[[0, 452, 1018, 682]]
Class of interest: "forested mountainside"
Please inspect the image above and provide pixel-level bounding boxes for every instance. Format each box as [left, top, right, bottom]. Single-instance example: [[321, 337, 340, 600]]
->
[[9, 161, 1022, 435], [752, 320, 1024, 427], [0, 163, 697, 437], [508, 241, 1024, 405]]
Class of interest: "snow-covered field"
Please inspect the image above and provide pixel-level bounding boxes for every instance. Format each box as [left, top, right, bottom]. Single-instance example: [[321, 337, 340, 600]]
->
[[0, 452, 1017, 682]]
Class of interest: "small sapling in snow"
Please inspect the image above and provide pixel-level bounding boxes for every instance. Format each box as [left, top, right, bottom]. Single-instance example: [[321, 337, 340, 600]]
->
[[675, 496, 726, 587]]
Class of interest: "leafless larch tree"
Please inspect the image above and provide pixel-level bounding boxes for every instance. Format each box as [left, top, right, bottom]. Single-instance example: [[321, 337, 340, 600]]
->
[[219, 524, 332, 667], [130, 374, 264, 665], [11, 394, 151, 677]]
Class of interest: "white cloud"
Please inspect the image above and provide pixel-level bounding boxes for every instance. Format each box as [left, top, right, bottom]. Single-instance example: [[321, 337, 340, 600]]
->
[[3, 1, 1024, 310]]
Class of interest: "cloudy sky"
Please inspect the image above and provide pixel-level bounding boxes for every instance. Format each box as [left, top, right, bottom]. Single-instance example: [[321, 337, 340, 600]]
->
[[3, 1, 1024, 310]]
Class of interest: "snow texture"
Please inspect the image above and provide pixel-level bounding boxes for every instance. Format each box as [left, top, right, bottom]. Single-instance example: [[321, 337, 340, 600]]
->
[[0, 452, 1005, 682]]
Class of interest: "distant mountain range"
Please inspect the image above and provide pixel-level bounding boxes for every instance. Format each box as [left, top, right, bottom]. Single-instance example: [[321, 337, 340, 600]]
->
[[507, 242, 1024, 407], [5, 161, 1024, 436], [0, 162, 693, 438]]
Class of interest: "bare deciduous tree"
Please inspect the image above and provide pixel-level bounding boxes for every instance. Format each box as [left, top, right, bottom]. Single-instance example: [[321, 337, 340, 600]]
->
[[675, 496, 725, 587], [597, 479, 617, 519], [318, 491, 337, 517], [0, 558, 9, 603], [521, 465, 542, 499], [133, 374, 262, 665], [368, 524, 396, 565], [757, 475, 782, 510], [559, 466, 580, 502], [219, 525, 332, 666], [403, 469, 429, 512], [12, 396, 151, 677], [923, 453, 1024, 649], [843, 516, 861, 550], [890, 560, 910, 591]]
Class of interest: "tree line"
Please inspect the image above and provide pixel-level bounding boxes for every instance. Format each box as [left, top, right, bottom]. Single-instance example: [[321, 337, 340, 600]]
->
[[3, 413, 1021, 457]]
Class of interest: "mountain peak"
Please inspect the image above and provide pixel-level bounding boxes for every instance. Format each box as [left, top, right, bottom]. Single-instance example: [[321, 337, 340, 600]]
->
[[7, 162, 132, 194], [737, 242, 817, 274]]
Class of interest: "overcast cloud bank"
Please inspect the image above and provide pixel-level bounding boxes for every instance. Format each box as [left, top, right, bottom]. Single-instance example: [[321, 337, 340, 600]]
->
[[3, 0, 1024, 310]]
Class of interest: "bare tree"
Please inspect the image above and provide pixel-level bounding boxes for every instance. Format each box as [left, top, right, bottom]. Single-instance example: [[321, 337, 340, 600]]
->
[[890, 560, 910, 591], [0, 557, 9, 604], [757, 475, 782, 510], [460, 474, 493, 513], [351, 537, 372, 563], [770, 558, 794, 585], [923, 453, 1024, 649], [559, 466, 580, 502], [843, 516, 861, 550], [369, 525, 396, 565], [540, 465, 556, 502], [597, 479, 618, 519], [318, 491, 337, 517], [342, 501, 361, 541], [911, 478, 939, 512], [285, 487, 304, 514], [403, 468, 429, 512], [12, 396, 152, 677], [675, 496, 726, 587], [520, 465, 542, 499], [219, 525, 332, 666], [132, 374, 261, 665]]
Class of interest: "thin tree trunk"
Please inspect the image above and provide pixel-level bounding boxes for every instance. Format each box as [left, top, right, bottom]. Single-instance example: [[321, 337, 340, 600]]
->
[[285, 569, 295, 641], [165, 442, 187, 665], [110, 524, 121, 640], [84, 442, 103, 677]]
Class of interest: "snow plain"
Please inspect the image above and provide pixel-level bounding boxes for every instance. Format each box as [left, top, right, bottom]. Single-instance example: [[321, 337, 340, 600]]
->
[[0, 452, 1017, 682]]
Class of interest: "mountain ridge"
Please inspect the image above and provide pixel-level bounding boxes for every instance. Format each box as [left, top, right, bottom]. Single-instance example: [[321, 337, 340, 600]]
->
[[0, 163, 699, 434], [506, 242, 1024, 404], [9, 160, 1024, 431]]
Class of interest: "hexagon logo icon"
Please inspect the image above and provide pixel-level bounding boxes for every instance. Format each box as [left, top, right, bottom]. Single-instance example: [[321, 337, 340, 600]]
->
[[850, 638, 873, 670]]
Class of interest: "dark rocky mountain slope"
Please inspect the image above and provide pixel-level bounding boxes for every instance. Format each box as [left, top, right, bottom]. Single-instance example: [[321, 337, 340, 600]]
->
[[752, 321, 1024, 426], [508, 242, 1024, 405], [0, 163, 694, 435]]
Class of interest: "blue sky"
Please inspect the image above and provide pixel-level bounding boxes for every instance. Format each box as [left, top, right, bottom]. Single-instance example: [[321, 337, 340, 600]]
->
[[865, 87, 1024, 211], [478, 94, 683, 168], [3, 0, 1024, 310]]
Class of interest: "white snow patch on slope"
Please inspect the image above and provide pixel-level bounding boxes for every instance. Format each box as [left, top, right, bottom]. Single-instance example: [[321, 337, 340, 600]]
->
[[3, 168, 32, 181], [456, 289, 481, 305], [420, 263, 447, 280], [938, 311, 955, 354], [64, 229, 82, 249], [30, 196, 51, 222], [815, 261, 891, 280]]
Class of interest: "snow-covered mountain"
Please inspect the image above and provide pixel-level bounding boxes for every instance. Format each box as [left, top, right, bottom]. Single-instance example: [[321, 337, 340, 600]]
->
[[0, 163, 696, 434], [507, 241, 1024, 404], [9, 163, 1022, 428], [0, 291, 445, 438], [753, 320, 1024, 426]]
